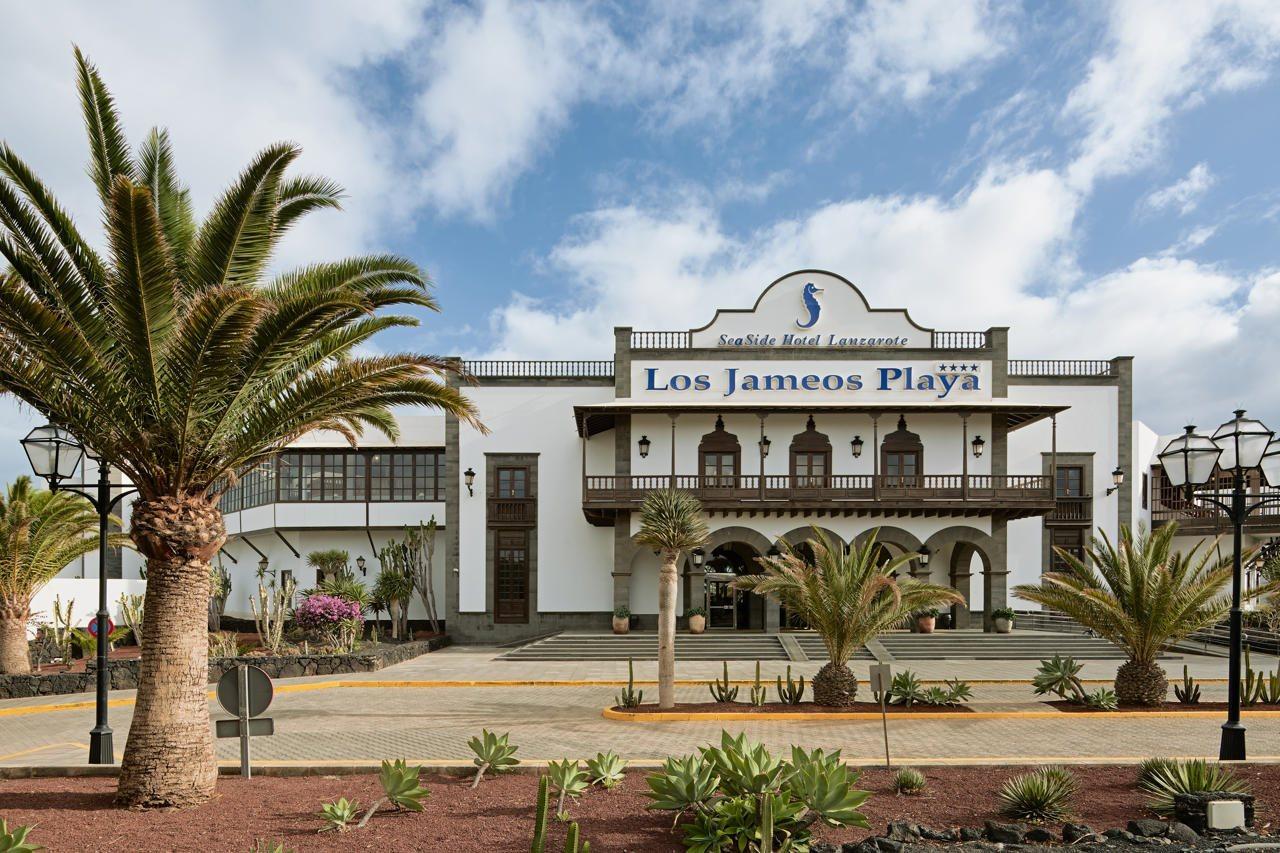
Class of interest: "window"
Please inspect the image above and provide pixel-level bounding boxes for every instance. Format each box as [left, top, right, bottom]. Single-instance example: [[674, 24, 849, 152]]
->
[[698, 416, 741, 488], [701, 452, 737, 487], [1051, 527, 1086, 571], [496, 467, 528, 498], [370, 453, 392, 501], [880, 415, 923, 487], [221, 448, 442, 506], [790, 416, 832, 487], [1142, 472, 1149, 510], [1055, 465, 1085, 497]]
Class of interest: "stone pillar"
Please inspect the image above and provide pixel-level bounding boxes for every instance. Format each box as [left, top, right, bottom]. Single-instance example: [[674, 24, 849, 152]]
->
[[949, 543, 973, 629], [612, 513, 632, 612], [764, 598, 781, 633], [982, 519, 1009, 632]]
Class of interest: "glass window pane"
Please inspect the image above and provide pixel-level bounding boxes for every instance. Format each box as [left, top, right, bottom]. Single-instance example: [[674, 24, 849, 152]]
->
[[393, 452, 413, 500], [370, 453, 391, 501], [279, 453, 300, 501]]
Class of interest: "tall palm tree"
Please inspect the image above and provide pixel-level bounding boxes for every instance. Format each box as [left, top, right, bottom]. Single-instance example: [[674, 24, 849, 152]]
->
[[633, 489, 708, 709], [0, 476, 113, 674], [0, 49, 481, 807], [735, 529, 963, 706], [1014, 523, 1256, 705]]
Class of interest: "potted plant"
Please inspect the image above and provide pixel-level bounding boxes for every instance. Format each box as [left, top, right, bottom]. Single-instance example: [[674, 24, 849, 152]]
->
[[686, 606, 707, 634], [992, 607, 1016, 634], [612, 605, 631, 635], [914, 608, 938, 634]]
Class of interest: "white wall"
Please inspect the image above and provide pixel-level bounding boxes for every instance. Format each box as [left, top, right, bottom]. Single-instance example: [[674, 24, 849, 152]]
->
[[28, 578, 148, 638], [458, 385, 615, 614]]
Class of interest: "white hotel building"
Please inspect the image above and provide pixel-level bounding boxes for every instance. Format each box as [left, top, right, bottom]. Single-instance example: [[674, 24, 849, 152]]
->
[[49, 270, 1274, 642]]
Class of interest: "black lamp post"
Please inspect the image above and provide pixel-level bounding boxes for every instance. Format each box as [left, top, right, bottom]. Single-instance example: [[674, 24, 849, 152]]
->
[[1157, 410, 1280, 760], [21, 425, 136, 765]]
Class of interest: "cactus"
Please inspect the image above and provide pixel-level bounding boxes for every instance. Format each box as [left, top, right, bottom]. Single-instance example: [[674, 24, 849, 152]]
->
[[531, 774, 549, 853], [749, 660, 767, 707], [776, 665, 806, 705], [51, 594, 75, 664], [117, 592, 145, 647], [250, 576, 295, 655], [760, 790, 775, 853], [615, 658, 643, 708], [1174, 664, 1201, 704], [708, 660, 739, 703], [1242, 645, 1280, 705]]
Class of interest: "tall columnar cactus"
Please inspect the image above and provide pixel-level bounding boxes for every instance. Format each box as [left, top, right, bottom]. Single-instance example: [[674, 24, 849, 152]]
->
[[615, 657, 643, 708], [117, 592, 145, 647], [709, 660, 739, 703], [750, 660, 767, 707], [776, 665, 806, 705], [250, 576, 295, 655], [531, 774, 550, 853], [51, 594, 75, 664]]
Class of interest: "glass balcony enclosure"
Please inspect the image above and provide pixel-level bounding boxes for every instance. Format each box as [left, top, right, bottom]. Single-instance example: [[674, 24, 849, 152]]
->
[[220, 448, 445, 513]]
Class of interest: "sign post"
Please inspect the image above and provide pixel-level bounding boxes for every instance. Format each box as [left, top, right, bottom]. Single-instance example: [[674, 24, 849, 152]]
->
[[214, 664, 274, 778], [869, 663, 892, 768]]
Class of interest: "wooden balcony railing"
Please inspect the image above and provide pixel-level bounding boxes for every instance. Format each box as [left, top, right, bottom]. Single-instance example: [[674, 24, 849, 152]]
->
[[582, 474, 1053, 523], [487, 497, 537, 526], [1046, 495, 1093, 525]]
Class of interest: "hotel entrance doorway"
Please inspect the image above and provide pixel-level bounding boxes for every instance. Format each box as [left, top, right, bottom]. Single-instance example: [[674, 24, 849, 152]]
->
[[702, 542, 765, 630]]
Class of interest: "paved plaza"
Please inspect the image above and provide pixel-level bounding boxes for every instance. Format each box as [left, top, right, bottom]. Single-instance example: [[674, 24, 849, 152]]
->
[[2, 646, 1278, 769]]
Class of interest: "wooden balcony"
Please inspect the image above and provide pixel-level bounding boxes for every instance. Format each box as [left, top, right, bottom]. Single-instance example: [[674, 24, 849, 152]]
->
[[1151, 487, 1280, 536], [487, 497, 537, 527], [1045, 495, 1093, 526], [582, 474, 1054, 525]]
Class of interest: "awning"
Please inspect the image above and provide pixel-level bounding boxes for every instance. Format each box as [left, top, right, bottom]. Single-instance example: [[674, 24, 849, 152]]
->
[[574, 399, 1069, 437]]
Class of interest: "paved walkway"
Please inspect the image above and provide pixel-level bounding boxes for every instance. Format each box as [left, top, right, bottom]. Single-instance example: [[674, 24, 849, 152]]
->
[[1, 646, 1276, 768]]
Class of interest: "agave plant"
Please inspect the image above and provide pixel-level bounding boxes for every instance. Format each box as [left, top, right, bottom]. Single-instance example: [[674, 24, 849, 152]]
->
[[633, 489, 709, 710], [737, 528, 962, 706], [1138, 758, 1248, 816], [0, 50, 482, 806], [1015, 523, 1257, 706]]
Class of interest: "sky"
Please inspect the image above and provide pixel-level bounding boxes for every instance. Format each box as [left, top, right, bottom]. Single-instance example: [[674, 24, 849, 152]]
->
[[2, 0, 1280, 481]]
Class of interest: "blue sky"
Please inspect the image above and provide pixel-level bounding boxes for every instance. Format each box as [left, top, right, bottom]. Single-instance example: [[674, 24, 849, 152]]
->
[[3, 0, 1280, 480]]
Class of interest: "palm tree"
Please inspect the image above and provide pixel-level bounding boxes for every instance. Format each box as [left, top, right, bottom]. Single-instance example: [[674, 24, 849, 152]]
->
[[0, 49, 481, 807], [633, 489, 708, 709], [1014, 523, 1254, 705], [0, 476, 112, 674], [735, 529, 963, 706]]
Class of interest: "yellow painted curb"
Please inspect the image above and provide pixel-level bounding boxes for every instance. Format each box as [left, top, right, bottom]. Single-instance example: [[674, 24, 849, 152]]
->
[[602, 706, 1280, 722]]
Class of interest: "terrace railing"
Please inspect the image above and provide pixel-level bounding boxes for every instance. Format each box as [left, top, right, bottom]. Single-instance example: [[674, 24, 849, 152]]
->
[[460, 360, 615, 379], [1008, 359, 1116, 377]]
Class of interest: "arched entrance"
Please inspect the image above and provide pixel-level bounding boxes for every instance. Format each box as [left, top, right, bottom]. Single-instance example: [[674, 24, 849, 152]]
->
[[921, 526, 995, 630], [703, 541, 766, 630]]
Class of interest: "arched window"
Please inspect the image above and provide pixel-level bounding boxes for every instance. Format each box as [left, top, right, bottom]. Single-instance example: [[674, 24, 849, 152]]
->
[[881, 415, 923, 487], [698, 416, 740, 488], [790, 416, 832, 487]]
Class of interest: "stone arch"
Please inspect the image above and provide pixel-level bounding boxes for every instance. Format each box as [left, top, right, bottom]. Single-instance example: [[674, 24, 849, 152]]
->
[[704, 525, 774, 556], [852, 525, 926, 577], [921, 525, 995, 630], [701, 525, 772, 631], [778, 525, 846, 551]]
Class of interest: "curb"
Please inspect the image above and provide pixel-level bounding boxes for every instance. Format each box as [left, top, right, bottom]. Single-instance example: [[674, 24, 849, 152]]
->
[[602, 706, 1280, 722]]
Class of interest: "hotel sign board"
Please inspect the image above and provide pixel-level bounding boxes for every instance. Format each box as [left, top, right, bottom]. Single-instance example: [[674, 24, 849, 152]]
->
[[633, 360, 991, 402], [690, 271, 928, 350]]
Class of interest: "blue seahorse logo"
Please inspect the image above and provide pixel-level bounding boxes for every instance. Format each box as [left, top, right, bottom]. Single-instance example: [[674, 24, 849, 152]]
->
[[796, 282, 823, 329]]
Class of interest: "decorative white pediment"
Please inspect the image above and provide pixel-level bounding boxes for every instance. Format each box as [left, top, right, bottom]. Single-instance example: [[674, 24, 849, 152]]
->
[[689, 270, 931, 349]]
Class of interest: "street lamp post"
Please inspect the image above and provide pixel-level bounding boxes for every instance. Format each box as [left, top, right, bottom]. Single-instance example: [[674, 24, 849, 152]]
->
[[21, 425, 137, 765], [1157, 410, 1280, 761]]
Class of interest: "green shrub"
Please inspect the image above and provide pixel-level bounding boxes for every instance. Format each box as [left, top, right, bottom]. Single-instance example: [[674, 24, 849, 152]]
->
[[613, 605, 630, 619], [645, 732, 870, 850], [318, 797, 360, 833], [1032, 655, 1087, 703], [208, 631, 243, 659], [468, 729, 519, 787], [378, 758, 430, 812], [1085, 687, 1118, 711], [1138, 758, 1248, 816], [892, 768, 926, 795], [887, 671, 927, 707], [991, 607, 1016, 621], [585, 751, 627, 789], [547, 758, 589, 820], [998, 766, 1077, 820], [0, 820, 40, 852], [942, 677, 974, 705]]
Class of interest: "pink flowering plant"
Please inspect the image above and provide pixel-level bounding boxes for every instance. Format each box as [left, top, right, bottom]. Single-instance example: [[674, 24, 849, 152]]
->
[[294, 594, 363, 652]]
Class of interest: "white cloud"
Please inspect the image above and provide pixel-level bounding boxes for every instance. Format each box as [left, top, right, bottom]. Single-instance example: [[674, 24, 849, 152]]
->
[[1142, 163, 1216, 215], [1064, 0, 1280, 190]]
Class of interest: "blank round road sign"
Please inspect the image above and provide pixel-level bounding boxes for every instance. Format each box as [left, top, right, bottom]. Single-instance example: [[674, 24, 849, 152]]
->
[[216, 665, 273, 717]]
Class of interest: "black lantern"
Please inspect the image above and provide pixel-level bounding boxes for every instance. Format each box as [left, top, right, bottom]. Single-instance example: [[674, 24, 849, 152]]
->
[[970, 434, 985, 459], [759, 435, 771, 458], [21, 425, 84, 484], [917, 547, 930, 566], [638, 434, 651, 458], [691, 547, 705, 568], [356, 555, 367, 576], [850, 435, 863, 458], [464, 467, 476, 496], [1106, 466, 1125, 496], [258, 555, 270, 576]]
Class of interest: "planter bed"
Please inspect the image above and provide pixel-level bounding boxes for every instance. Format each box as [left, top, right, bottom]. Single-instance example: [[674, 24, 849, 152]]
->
[[612, 701, 974, 715], [2, 764, 1278, 852], [0, 635, 450, 700], [1048, 700, 1280, 713]]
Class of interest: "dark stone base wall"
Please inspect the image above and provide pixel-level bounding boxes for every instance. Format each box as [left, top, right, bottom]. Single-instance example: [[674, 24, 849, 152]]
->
[[0, 636, 450, 700], [448, 611, 611, 644]]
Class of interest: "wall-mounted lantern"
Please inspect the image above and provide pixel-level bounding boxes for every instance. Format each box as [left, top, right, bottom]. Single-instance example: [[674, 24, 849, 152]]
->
[[638, 434, 651, 458], [356, 555, 367, 576], [691, 547, 705, 568], [258, 555, 270, 576], [917, 547, 930, 566], [970, 435, 986, 459], [1106, 466, 1125, 496], [464, 467, 476, 497], [759, 435, 771, 458], [850, 435, 863, 458]]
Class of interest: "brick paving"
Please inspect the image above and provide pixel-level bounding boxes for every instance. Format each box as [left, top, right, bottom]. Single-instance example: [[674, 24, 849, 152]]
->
[[1, 646, 1277, 768]]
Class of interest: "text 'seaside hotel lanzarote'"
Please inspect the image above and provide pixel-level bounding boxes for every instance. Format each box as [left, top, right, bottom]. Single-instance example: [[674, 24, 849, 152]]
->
[[445, 270, 1141, 640]]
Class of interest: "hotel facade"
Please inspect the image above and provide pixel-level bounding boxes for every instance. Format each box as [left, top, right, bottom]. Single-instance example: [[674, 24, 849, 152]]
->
[[47, 270, 1274, 642]]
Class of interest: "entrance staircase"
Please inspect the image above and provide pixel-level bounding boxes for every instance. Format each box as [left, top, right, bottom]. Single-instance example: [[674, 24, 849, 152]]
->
[[500, 628, 1130, 662]]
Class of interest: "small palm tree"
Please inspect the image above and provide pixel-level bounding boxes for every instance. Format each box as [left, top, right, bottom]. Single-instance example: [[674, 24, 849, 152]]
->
[[0, 476, 116, 674], [0, 50, 481, 806], [633, 489, 708, 709], [1014, 523, 1254, 705], [735, 528, 963, 706]]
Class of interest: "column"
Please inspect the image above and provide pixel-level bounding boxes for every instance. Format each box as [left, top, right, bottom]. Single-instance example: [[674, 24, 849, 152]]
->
[[982, 519, 1009, 632], [949, 544, 973, 629], [611, 513, 633, 613]]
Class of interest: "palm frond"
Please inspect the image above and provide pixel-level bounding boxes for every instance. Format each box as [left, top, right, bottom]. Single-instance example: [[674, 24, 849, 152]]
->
[[75, 46, 135, 208], [633, 489, 709, 552], [135, 128, 195, 272]]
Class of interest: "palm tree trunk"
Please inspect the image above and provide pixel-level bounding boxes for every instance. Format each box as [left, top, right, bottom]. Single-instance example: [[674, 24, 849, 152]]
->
[[657, 548, 679, 709], [116, 496, 225, 808], [0, 600, 30, 674], [1115, 659, 1168, 706]]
